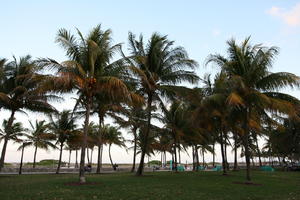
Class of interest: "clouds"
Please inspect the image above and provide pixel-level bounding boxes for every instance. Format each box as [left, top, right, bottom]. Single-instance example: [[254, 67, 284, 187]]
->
[[267, 3, 300, 27]]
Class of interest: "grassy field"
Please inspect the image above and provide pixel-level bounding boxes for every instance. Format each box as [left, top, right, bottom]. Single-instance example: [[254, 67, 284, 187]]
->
[[0, 171, 299, 200]]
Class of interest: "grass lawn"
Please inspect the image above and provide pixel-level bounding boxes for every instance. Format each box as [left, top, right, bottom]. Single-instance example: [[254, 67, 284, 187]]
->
[[0, 171, 300, 200]]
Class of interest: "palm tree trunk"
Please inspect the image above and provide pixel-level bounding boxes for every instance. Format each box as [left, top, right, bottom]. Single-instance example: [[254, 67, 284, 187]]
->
[[136, 94, 152, 176], [96, 144, 101, 174], [212, 143, 215, 167], [178, 146, 181, 165], [234, 133, 238, 171], [90, 148, 93, 165], [100, 145, 103, 169], [33, 145, 38, 168], [19, 144, 25, 175], [131, 127, 137, 173], [0, 110, 15, 171], [173, 143, 178, 172], [192, 146, 195, 171], [56, 143, 63, 174], [202, 148, 205, 167], [75, 150, 78, 168], [255, 136, 262, 167], [68, 150, 71, 168], [96, 115, 103, 174], [278, 156, 282, 166], [161, 152, 163, 167], [79, 98, 91, 183], [224, 138, 229, 171], [243, 110, 251, 181], [164, 151, 166, 167], [220, 130, 227, 175], [0, 136, 9, 171], [195, 145, 200, 171], [86, 148, 90, 164], [109, 144, 114, 170]]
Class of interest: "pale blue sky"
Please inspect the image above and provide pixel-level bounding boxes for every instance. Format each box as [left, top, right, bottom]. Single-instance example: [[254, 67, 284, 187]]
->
[[1, 1, 300, 164]]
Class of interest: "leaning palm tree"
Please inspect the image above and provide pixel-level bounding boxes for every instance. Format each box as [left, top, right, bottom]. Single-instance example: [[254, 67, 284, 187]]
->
[[38, 25, 134, 183], [16, 140, 31, 175], [48, 110, 77, 174], [123, 32, 199, 175], [207, 37, 300, 181], [102, 125, 126, 170], [26, 120, 56, 168], [0, 120, 27, 170], [0, 55, 57, 171]]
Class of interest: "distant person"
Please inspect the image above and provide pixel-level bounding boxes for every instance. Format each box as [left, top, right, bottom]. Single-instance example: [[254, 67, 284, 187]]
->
[[84, 164, 92, 172], [113, 163, 118, 171]]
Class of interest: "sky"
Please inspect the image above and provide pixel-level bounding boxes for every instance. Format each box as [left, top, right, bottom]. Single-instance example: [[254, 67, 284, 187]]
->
[[1, 0, 300, 165]]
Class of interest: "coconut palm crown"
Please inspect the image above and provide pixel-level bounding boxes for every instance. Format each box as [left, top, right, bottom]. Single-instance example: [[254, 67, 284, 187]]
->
[[206, 37, 300, 181]]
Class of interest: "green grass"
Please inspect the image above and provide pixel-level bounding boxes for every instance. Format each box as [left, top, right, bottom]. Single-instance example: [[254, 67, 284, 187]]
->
[[0, 171, 300, 200]]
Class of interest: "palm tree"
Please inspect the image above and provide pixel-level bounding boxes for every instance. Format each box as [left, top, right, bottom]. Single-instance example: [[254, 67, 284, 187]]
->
[[48, 110, 77, 174], [38, 25, 135, 183], [92, 93, 128, 173], [160, 101, 189, 172], [111, 103, 147, 172], [88, 122, 103, 173], [0, 55, 56, 171], [102, 125, 126, 170], [124, 32, 199, 175], [171, 84, 217, 172], [27, 120, 56, 168], [17, 140, 31, 175], [264, 114, 300, 163], [207, 37, 300, 181], [0, 120, 27, 170], [65, 130, 82, 168]]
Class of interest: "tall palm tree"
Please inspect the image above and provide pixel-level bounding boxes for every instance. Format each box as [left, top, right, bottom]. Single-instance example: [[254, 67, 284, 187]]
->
[[0, 55, 56, 171], [124, 32, 199, 176], [207, 37, 300, 181], [38, 25, 135, 183], [48, 110, 77, 174], [27, 120, 56, 168]]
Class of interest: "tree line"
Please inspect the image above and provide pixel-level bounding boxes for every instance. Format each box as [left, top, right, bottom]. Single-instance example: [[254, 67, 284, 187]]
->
[[0, 24, 300, 183]]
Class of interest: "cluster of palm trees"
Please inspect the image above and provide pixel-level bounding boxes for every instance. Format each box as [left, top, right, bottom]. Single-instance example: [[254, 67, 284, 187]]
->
[[1, 25, 300, 183]]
